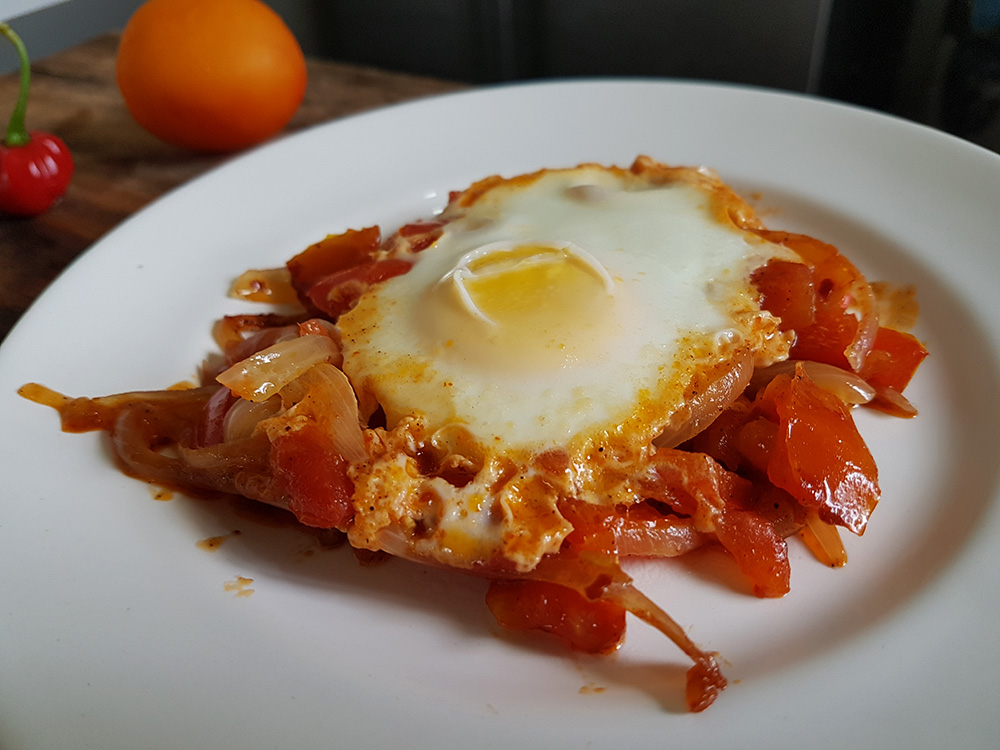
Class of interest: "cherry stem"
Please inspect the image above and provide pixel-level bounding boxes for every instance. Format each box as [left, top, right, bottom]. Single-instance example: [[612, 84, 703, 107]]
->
[[0, 22, 32, 148]]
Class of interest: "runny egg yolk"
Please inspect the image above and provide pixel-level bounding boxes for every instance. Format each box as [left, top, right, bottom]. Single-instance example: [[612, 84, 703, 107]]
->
[[430, 241, 619, 373]]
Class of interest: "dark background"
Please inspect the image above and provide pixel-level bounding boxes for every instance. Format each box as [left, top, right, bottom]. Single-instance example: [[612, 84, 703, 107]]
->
[[310, 0, 1000, 154]]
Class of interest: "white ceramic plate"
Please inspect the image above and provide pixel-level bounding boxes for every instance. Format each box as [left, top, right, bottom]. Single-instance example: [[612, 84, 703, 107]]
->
[[2, 80, 998, 750]]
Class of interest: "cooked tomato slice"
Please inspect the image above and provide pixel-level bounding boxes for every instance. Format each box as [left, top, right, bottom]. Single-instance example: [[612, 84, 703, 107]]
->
[[751, 258, 816, 332], [637, 451, 790, 598], [762, 365, 879, 534], [711, 505, 791, 598], [859, 326, 928, 392], [270, 424, 354, 530], [557, 498, 617, 552], [553, 498, 703, 559], [753, 230, 877, 371], [789, 300, 861, 371], [286, 227, 382, 292], [305, 258, 413, 318], [610, 502, 704, 558], [396, 220, 444, 252], [485, 579, 627, 654]]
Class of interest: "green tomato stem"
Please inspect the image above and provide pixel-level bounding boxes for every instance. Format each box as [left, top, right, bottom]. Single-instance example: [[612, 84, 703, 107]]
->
[[0, 22, 32, 148]]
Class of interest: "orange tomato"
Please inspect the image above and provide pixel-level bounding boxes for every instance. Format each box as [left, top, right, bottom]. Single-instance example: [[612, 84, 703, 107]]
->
[[116, 0, 307, 152]]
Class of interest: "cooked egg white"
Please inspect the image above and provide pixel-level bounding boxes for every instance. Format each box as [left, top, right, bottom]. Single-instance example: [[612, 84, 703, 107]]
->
[[341, 165, 789, 451], [339, 163, 796, 570]]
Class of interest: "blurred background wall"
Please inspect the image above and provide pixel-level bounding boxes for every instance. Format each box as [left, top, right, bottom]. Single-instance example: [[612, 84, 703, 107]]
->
[[2, 0, 998, 153]]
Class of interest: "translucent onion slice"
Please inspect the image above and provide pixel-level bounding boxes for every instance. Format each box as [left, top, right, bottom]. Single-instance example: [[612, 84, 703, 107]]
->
[[260, 363, 367, 464], [797, 510, 848, 568], [212, 316, 245, 352], [868, 384, 919, 418], [844, 277, 879, 373], [217, 334, 339, 403], [298, 363, 368, 463], [750, 360, 876, 405], [223, 396, 284, 442], [654, 350, 752, 448], [602, 580, 726, 712], [224, 325, 299, 366]]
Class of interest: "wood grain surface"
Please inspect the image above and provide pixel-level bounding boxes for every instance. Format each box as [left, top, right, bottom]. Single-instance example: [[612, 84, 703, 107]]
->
[[0, 32, 463, 342]]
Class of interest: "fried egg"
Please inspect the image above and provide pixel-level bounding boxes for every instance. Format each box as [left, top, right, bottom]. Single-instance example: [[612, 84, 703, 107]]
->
[[339, 160, 797, 570]]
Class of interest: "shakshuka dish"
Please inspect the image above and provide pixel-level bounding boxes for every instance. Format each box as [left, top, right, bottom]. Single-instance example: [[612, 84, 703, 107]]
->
[[21, 156, 927, 712]]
